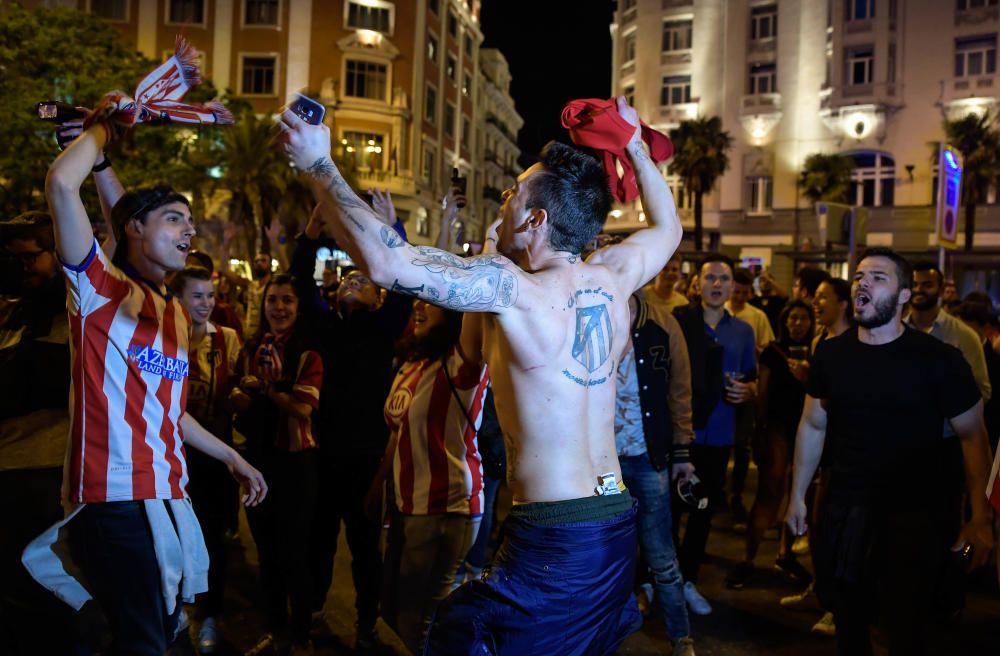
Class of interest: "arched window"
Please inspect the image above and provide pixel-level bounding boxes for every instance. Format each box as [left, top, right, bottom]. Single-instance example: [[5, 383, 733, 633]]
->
[[845, 151, 894, 207]]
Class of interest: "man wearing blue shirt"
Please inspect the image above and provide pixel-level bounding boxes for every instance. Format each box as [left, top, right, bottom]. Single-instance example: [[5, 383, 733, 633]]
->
[[672, 253, 757, 615]]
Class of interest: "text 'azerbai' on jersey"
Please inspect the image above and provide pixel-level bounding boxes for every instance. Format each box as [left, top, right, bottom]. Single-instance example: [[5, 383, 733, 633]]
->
[[127, 343, 189, 381]]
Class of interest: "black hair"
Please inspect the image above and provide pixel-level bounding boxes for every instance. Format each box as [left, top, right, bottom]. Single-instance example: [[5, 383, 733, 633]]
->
[[858, 247, 912, 290], [110, 185, 190, 267], [397, 303, 464, 363], [953, 300, 994, 326], [0, 211, 55, 251], [523, 141, 613, 255], [778, 299, 815, 343], [186, 250, 214, 273], [794, 267, 831, 298], [818, 277, 852, 325], [911, 261, 944, 286], [733, 268, 754, 286], [168, 265, 212, 296], [698, 252, 735, 276]]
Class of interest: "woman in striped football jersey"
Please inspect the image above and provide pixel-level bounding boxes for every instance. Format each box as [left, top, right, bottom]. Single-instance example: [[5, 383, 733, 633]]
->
[[231, 274, 323, 653], [368, 299, 488, 655]]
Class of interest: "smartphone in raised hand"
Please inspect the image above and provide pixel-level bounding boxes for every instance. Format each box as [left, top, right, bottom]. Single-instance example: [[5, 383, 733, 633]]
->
[[290, 93, 326, 125], [36, 102, 87, 123]]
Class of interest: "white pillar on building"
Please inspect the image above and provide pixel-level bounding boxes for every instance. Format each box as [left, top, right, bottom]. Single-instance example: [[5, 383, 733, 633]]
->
[[213, 0, 234, 92], [136, 0, 158, 59], [285, 0, 313, 101]]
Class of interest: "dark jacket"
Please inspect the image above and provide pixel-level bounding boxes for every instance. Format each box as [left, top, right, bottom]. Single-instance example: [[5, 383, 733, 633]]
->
[[672, 302, 725, 430], [290, 233, 412, 459], [629, 294, 693, 471]]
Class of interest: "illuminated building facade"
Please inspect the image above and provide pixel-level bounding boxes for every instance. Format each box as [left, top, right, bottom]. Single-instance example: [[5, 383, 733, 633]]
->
[[611, 0, 1000, 288]]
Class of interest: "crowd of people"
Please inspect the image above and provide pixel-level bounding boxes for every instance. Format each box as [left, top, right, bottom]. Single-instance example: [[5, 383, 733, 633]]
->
[[1, 94, 999, 656]]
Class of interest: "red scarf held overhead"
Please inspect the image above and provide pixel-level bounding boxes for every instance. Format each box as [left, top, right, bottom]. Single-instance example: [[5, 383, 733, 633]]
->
[[84, 35, 233, 140], [561, 98, 674, 204]]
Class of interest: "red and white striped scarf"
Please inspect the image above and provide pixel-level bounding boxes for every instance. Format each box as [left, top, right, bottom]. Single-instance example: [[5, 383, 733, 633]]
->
[[988, 444, 1000, 513], [84, 35, 233, 138]]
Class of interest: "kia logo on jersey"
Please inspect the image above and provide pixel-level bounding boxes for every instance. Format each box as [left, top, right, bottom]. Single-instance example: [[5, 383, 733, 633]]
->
[[386, 386, 413, 421]]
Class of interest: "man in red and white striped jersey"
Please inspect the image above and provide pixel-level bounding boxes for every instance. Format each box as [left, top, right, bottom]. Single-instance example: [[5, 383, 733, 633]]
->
[[23, 123, 266, 655]]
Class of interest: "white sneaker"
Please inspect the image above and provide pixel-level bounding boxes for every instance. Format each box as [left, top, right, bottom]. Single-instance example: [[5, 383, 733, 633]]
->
[[780, 582, 820, 611], [811, 611, 836, 637], [683, 581, 712, 615], [197, 616, 218, 654]]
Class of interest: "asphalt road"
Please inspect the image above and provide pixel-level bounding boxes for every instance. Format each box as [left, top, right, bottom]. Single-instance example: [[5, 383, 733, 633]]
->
[[175, 467, 1000, 656]]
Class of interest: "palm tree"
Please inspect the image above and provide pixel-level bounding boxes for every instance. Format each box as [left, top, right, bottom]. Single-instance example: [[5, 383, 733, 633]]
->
[[218, 112, 293, 260], [668, 117, 733, 251], [799, 152, 854, 204], [942, 112, 1000, 250]]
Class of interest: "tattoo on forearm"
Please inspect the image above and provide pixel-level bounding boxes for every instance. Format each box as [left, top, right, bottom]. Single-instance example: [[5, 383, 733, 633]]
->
[[323, 175, 369, 233], [386, 247, 518, 311], [562, 288, 615, 387], [306, 157, 335, 180], [390, 279, 425, 295], [380, 225, 404, 248]]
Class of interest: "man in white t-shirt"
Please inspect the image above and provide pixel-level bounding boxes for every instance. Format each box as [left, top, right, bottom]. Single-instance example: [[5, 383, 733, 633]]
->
[[643, 252, 688, 315]]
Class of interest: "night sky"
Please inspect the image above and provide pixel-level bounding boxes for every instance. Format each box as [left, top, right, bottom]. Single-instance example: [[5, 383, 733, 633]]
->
[[480, 0, 615, 167]]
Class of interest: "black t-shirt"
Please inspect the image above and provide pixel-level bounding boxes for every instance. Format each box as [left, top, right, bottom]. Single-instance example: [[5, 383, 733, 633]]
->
[[806, 326, 980, 504], [760, 339, 808, 438]]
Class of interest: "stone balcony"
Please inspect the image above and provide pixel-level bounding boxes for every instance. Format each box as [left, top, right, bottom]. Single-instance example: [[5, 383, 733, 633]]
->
[[658, 102, 699, 126], [353, 169, 416, 196], [740, 93, 781, 116]]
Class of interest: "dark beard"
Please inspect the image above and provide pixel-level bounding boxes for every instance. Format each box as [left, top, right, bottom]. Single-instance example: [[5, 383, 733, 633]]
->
[[909, 294, 938, 311], [856, 290, 899, 328], [252, 267, 269, 280]]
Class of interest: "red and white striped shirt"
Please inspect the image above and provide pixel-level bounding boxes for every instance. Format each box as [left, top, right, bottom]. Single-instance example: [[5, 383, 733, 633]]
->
[[385, 347, 488, 516], [63, 241, 190, 503], [185, 322, 241, 428]]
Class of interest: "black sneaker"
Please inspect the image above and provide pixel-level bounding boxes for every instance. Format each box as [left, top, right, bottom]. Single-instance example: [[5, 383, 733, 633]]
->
[[725, 561, 753, 589], [774, 555, 814, 585]]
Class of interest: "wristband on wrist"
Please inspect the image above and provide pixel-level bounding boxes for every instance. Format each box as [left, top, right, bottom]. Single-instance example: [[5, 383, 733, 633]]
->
[[92, 154, 112, 173], [670, 444, 691, 464]]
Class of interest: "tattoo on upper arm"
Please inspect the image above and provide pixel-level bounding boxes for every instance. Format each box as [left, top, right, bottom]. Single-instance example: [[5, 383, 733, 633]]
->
[[380, 225, 404, 248], [389, 247, 518, 311], [562, 287, 616, 387]]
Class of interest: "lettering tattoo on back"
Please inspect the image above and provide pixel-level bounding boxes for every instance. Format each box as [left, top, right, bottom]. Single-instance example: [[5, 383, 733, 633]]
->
[[389, 247, 518, 311], [562, 287, 616, 387]]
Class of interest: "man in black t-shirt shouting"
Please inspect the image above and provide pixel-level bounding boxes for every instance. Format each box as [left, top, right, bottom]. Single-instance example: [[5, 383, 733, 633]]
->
[[786, 247, 994, 656]]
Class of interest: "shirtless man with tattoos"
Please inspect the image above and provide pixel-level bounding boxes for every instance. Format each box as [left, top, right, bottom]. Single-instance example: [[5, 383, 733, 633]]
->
[[279, 97, 681, 655]]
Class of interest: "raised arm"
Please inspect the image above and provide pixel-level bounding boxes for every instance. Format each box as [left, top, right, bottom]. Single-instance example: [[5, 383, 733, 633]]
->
[[46, 125, 108, 266], [279, 111, 525, 314], [588, 97, 683, 293]]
